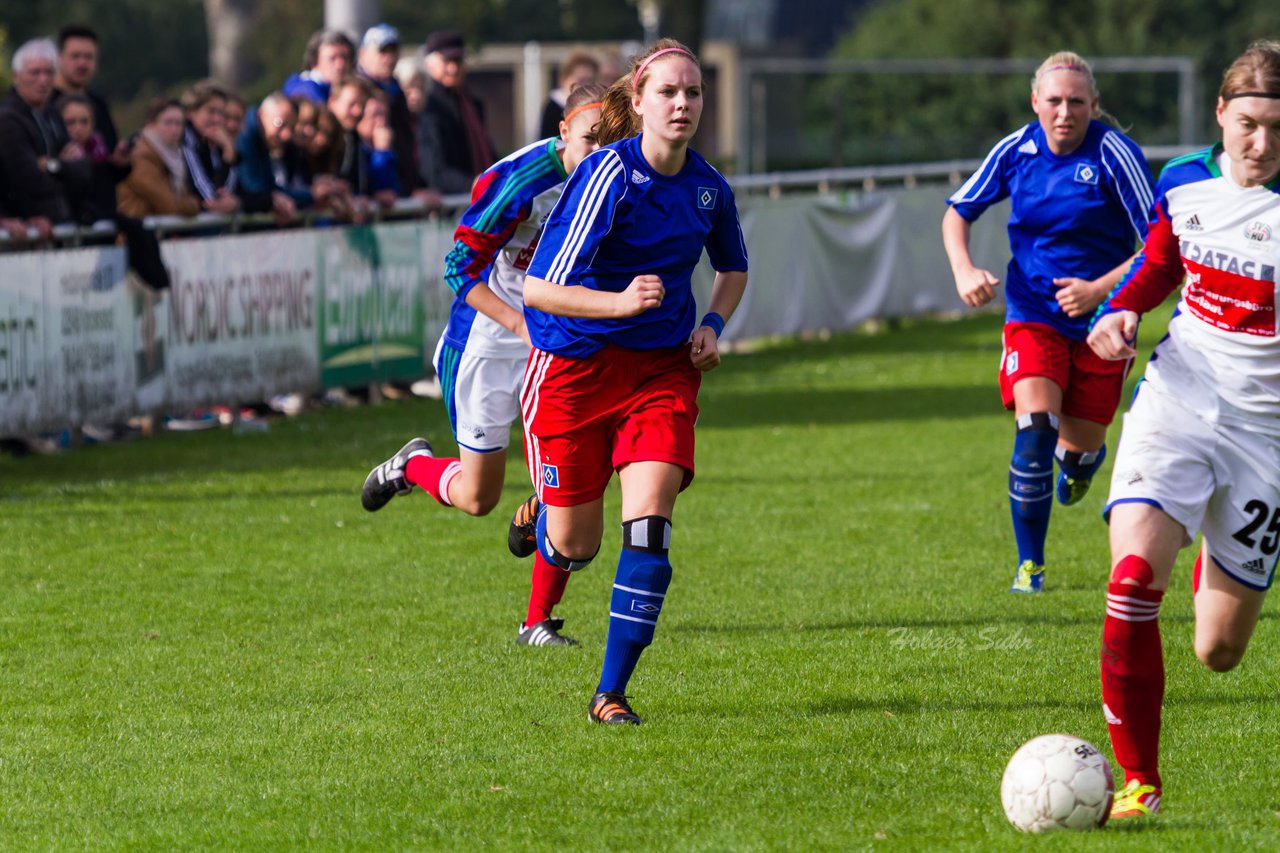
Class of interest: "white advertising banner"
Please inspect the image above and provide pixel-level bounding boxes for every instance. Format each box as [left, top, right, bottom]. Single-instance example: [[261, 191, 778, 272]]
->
[[159, 231, 321, 409], [0, 252, 47, 435], [43, 246, 134, 425]]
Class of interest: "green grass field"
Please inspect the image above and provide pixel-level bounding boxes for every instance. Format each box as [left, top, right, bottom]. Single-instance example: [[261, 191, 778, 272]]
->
[[4, 306, 1280, 850]]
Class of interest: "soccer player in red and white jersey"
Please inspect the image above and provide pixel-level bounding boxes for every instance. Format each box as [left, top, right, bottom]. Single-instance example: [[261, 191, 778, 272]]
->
[[360, 85, 608, 647], [1088, 40, 1280, 820]]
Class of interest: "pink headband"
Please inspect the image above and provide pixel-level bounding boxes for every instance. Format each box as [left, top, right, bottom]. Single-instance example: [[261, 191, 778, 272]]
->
[[634, 47, 696, 91]]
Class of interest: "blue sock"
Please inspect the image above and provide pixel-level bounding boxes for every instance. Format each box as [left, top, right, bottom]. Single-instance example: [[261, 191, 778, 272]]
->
[[1056, 443, 1107, 481], [534, 502, 596, 571], [598, 517, 672, 695], [1009, 413, 1057, 566]]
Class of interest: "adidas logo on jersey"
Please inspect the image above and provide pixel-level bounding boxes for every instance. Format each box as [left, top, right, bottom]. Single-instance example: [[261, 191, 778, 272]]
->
[[630, 169, 650, 184], [1241, 558, 1265, 576], [1183, 214, 1203, 231], [1017, 139, 1038, 155]]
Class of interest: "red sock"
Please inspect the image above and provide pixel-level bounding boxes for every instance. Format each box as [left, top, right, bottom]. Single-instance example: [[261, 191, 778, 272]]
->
[[405, 455, 461, 506], [525, 552, 570, 627], [1102, 573, 1165, 788], [1192, 552, 1203, 595]]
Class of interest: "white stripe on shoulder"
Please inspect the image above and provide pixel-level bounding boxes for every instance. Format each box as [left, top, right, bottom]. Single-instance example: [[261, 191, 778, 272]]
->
[[1101, 131, 1154, 235], [546, 150, 626, 283], [950, 127, 1030, 204]]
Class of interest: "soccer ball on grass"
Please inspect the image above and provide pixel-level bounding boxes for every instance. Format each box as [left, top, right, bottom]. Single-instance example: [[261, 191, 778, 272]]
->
[[1000, 733, 1114, 832]]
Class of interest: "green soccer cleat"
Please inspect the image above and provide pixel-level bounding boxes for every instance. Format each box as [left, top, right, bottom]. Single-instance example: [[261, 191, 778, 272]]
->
[[1010, 560, 1045, 593], [1056, 472, 1093, 506], [1110, 778, 1161, 820]]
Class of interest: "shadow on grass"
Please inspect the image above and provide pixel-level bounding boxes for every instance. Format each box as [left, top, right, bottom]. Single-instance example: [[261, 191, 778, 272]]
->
[[805, 690, 1274, 716], [698, 383, 1000, 428], [725, 312, 1005, 363], [671, 610, 1234, 634]]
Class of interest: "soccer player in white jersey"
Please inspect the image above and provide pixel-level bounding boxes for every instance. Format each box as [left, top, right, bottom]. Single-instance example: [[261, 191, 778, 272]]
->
[[943, 51, 1155, 593], [361, 84, 607, 647], [1088, 41, 1280, 821]]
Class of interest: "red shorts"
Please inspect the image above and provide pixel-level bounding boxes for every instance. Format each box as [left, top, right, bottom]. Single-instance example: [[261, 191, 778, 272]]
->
[[521, 343, 701, 506], [999, 322, 1129, 425]]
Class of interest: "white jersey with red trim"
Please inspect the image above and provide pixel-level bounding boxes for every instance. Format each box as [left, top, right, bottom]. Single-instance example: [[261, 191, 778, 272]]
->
[[1100, 146, 1280, 433]]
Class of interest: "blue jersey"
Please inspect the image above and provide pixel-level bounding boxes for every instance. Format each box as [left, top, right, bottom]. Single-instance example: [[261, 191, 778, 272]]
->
[[949, 120, 1154, 340], [441, 138, 569, 352], [525, 135, 748, 358]]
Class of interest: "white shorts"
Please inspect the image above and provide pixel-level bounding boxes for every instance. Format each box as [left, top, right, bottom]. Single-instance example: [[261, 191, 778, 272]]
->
[[1106, 381, 1280, 590], [434, 339, 525, 453]]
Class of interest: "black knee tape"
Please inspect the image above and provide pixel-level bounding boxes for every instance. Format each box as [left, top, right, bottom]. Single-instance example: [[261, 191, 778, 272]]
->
[[1016, 411, 1060, 434], [622, 516, 671, 554], [545, 538, 598, 572]]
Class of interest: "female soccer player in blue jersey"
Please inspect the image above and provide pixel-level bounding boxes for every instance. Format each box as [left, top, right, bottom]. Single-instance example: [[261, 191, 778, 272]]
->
[[515, 39, 749, 724], [1088, 41, 1280, 821], [361, 84, 608, 647], [942, 51, 1155, 593]]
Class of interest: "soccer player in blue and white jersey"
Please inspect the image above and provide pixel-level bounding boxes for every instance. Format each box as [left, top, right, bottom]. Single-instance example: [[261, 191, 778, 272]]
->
[[361, 84, 608, 648], [1089, 41, 1280, 821], [515, 39, 749, 724], [943, 51, 1155, 593]]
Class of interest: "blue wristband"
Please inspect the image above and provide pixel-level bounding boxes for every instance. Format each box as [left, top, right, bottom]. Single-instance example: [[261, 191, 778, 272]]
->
[[699, 312, 725, 337]]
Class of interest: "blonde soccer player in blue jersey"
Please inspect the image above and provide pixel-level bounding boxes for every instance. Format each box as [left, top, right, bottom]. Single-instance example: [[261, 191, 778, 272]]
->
[[943, 51, 1155, 593]]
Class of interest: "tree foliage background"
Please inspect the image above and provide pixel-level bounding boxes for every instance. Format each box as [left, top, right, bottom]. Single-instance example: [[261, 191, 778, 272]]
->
[[807, 0, 1280, 166], [0, 0, 1274, 167]]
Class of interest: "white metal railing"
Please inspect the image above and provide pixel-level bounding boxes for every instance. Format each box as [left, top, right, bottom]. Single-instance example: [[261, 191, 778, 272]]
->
[[0, 145, 1201, 248]]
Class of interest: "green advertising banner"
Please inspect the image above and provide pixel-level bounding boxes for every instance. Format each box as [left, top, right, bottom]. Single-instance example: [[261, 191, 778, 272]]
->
[[319, 221, 432, 388]]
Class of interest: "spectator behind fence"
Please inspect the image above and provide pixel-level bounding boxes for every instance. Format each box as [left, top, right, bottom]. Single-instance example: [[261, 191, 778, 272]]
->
[[235, 91, 307, 224], [539, 49, 600, 139], [356, 91, 399, 207], [291, 97, 355, 220], [223, 92, 245, 139], [327, 75, 373, 196], [357, 23, 421, 196], [419, 29, 495, 194], [284, 29, 355, 105], [403, 69, 426, 119], [54, 25, 129, 173], [180, 80, 240, 215], [117, 98, 201, 218], [57, 93, 126, 224], [0, 38, 90, 224]]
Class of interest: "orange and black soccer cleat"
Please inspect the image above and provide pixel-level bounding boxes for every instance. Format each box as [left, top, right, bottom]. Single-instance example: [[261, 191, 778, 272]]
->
[[508, 493, 541, 558], [588, 691, 641, 725]]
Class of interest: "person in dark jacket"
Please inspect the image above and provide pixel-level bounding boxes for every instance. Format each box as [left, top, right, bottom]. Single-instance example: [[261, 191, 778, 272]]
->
[[357, 24, 421, 196], [0, 38, 90, 222], [235, 91, 306, 222], [418, 30, 495, 194], [179, 79, 240, 215]]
